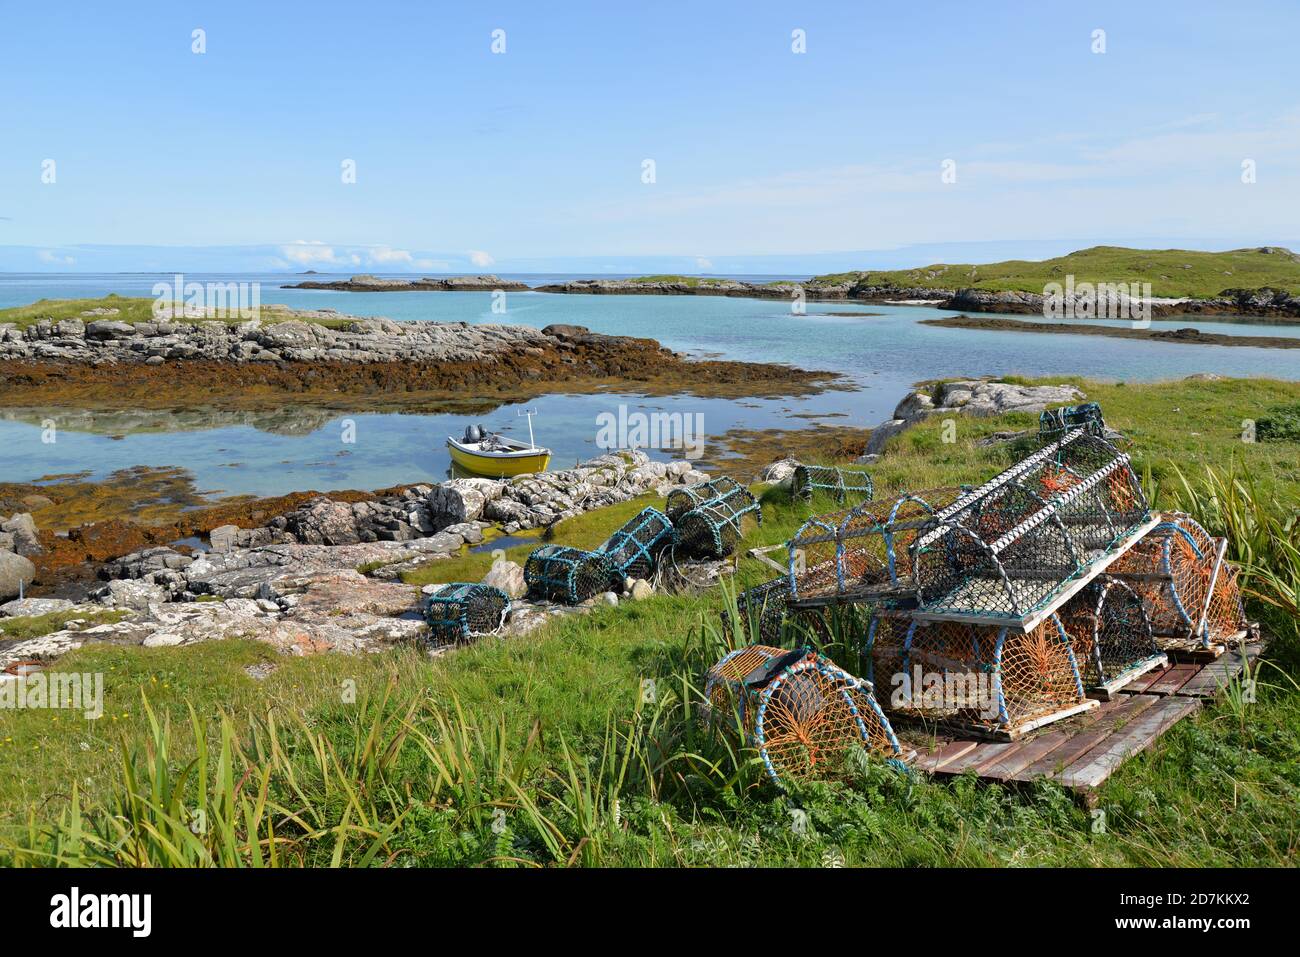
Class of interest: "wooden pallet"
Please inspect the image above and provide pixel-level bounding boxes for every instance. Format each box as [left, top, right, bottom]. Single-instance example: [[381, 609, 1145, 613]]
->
[[909, 640, 1263, 798]]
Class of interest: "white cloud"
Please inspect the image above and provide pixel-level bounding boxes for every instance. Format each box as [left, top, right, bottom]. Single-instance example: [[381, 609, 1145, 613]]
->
[[695, 257, 713, 271], [367, 245, 414, 265], [37, 249, 75, 265], [280, 241, 341, 266], [468, 250, 495, 268]]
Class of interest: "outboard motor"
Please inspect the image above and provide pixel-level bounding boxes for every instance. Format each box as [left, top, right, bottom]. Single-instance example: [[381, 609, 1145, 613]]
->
[[463, 424, 483, 443]]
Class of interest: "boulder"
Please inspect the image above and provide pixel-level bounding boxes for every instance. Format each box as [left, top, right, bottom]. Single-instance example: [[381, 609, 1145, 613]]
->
[[756, 457, 799, 485], [630, 579, 654, 601], [85, 319, 138, 339], [0, 597, 74, 617], [482, 559, 527, 599], [285, 499, 360, 545], [0, 551, 36, 600], [209, 524, 241, 552], [1, 513, 41, 556], [100, 578, 169, 610], [427, 480, 492, 524]]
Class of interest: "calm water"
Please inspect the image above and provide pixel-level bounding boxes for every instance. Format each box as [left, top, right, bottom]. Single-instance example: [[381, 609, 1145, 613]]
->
[[3, 273, 1298, 497]]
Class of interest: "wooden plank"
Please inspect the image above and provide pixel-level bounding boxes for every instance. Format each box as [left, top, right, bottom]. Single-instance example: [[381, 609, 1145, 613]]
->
[[1091, 654, 1167, 700], [1122, 663, 1172, 694], [1177, 641, 1262, 698], [912, 738, 978, 773], [1142, 663, 1199, 697], [1010, 694, 1157, 782], [940, 741, 1018, 776], [1054, 696, 1202, 790], [977, 729, 1074, 780]]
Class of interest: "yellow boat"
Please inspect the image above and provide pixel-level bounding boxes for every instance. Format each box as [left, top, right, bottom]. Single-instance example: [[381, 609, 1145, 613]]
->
[[446, 421, 551, 477]]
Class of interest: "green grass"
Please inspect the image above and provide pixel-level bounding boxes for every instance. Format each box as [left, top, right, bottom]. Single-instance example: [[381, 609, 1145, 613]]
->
[[2, 375, 1298, 866], [0, 609, 130, 641], [811, 245, 1300, 298], [622, 275, 752, 288], [0, 295, 355, 330]]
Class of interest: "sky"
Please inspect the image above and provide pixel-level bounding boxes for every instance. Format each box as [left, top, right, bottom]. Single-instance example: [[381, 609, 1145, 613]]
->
[[2, 0, 1299, 273]]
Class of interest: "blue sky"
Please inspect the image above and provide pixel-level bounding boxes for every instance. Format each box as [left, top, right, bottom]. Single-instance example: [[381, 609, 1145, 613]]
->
[[2, 0, 1299, 273]]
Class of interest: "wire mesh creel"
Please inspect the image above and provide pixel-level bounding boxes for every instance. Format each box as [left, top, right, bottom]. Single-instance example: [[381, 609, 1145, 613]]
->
[[523, 544, 618, 604], [863, 607, 1091, 735], [598, 506, 675, 581], [786, 487, 963, 602], [675, 485, 762, 559], [704, 645, 904, 787], [1058, 575, 1164, 688], [423, 583, 511, 647], [1106, 512, 1248, 651], [792, 465, 874, 505], [664, 475, 752, 523], [725, 577, 793, 645], [1039, 402, 1106, 443], [912, 429, 1150, 623]]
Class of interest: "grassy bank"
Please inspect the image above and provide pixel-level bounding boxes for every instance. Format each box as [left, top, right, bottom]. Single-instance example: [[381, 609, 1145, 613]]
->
[[814, 245, 1300, 298], [1, 376, 1297, 867], [0, 295, 354, 330]]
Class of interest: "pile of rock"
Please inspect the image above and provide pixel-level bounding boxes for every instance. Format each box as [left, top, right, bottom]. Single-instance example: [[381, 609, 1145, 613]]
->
[[862, 379, 1088, 459], [0, 308, 579, 366], [208, 450, 706, 551], [0, 512, 41, 600]]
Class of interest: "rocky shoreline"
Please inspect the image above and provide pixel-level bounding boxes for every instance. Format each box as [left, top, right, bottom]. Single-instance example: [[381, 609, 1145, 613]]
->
[[922, 315, 1300, 349], [282, 273, 1300, 319], [0, 308, 834, 407], [284, 274, 530, 292], [0, 450, 712, 664]]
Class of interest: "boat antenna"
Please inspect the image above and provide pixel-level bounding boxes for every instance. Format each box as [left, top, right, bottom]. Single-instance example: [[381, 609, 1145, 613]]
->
[[517, 408, 538, 450]]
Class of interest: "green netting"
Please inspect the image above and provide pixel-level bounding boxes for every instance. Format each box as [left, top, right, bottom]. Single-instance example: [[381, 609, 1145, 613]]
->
[[598, 506, 675, 581], [913, 429, 1150, 623], [664, 475, 754, 523], [676, 485, 762, 558], [792, 465, 874, 505], [423, 583, 511, 647], [1059, 576, 1164, 688], [523, 545, 617, 604], [1039, 402, 1106, 442]]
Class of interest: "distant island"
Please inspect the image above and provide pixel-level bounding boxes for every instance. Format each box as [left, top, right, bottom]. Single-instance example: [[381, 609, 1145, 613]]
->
[[284, 274, 530, 292], [280, 248, 1300, 318]]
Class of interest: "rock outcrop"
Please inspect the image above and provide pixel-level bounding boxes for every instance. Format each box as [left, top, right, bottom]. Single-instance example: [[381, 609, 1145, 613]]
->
[[284, 274, 530, 292], [863, 379, 1086, 457]]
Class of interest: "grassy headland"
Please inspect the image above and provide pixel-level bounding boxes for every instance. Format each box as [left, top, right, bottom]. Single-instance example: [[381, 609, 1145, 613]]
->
[[1, 375, 1297, 867], [812, 245, 1300, 298]]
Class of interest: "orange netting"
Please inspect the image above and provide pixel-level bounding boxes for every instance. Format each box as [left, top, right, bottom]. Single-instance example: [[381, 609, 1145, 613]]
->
[[703, 645, 902, 786], [1058, 576, 1161, 687], [1108, 513, 1246, 650], [888, 616, 1085, 733]]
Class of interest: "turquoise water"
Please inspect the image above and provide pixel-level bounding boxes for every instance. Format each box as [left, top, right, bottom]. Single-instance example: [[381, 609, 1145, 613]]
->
[[2, 273, 1298, 496]]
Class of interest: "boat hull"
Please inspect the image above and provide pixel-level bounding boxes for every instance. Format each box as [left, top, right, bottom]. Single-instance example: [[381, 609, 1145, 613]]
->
[[447, 440, 551, 477]]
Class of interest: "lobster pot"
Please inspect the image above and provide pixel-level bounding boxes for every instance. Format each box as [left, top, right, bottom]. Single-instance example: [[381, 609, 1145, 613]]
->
[[676, 487, 762, 559], [792, 465, 874, 505], [664, 475, 752, 523], [1058, 576, 1165, 691], [726, 577, 792, 645], [1108, 513, 1249, 652], [913, 430, 1150, 623], [878, 615, 1091, 737], [423, 583, 510, 647], [1039, 402, 1106, 443], [786, 488, 961, 601], [704, 646, 904, 787], [599, 506, 675, 581], [523, 545, 616, 604]]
